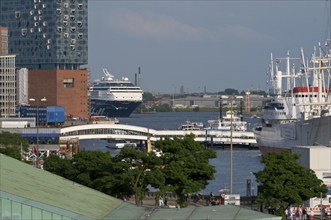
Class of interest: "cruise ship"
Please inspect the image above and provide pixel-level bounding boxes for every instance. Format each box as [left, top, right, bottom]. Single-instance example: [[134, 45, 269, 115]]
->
[[89, 69, 143, 118], [254, 45, 331, 154]]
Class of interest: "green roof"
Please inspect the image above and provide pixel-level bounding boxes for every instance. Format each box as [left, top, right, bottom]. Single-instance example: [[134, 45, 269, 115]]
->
[[0, 154, 144, 220]]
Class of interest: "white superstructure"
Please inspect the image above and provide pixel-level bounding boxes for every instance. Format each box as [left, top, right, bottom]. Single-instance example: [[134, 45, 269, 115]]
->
[[206, 110, 248, 131], [89, 68, 143, 102], [254, 44, 331, 154]]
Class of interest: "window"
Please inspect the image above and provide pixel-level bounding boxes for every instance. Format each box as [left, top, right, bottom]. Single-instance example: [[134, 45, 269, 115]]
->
[[63, 78, 74, 88]]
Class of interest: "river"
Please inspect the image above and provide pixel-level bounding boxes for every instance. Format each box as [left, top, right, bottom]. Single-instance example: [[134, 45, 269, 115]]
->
[[80, 112, 264, 196]]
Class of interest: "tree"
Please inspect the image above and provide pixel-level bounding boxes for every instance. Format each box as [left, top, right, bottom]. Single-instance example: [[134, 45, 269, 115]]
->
[[113, 147, 164, 205], [43, 154, 77, 179], [223, 88, 239, 96], [156, 135, 216, 207], [143, 92, 156, 101], [0, 132, 29, 160], [155, 103, 172, 112], [255, 151, 328, 217]]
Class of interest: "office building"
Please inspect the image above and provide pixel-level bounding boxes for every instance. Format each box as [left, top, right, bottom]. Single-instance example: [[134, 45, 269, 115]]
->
[[0, 27, 15, 117], [0, 0, 89, 118], [0, 27, 9, 55]]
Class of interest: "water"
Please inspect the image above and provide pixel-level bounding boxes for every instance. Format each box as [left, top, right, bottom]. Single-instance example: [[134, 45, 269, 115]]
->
[[80, 112, 264, 196]]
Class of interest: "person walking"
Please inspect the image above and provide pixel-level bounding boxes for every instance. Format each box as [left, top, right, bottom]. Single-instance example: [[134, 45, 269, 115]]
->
[[302, 207, 307, 220], [159, 196, 164, 207]]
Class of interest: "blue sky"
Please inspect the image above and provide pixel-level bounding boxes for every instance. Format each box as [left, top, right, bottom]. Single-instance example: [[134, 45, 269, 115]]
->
[[88, 1, 330, 94]]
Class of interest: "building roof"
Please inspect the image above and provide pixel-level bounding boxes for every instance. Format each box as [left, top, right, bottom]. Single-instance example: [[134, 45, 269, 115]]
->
[[0, 154, 144, 220], [148, 205, 281, 220]]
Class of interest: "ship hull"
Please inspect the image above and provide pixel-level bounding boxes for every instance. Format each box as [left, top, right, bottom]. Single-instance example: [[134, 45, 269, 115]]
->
[[89, 99, 142, 118], [255, 116, 331, 155]]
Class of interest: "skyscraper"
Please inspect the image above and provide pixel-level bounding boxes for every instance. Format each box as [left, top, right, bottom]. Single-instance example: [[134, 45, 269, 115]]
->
[[0, 0, 89, 118]]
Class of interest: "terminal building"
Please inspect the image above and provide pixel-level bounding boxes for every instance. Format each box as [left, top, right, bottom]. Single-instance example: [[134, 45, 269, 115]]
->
[[0, 0, 89, 118]]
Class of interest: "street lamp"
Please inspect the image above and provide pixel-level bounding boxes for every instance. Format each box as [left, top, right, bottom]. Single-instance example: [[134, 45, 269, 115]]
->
[[29, 97, 47, 168], [227, 95, 243, 194]]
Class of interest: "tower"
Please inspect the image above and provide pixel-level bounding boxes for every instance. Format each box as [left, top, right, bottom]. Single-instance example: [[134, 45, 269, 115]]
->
[[0, 0, 89, 118]]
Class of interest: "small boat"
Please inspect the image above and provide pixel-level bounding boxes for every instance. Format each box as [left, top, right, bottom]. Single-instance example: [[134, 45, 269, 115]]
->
[[178, 121, 204, 130], [105, 139, 137, 149]]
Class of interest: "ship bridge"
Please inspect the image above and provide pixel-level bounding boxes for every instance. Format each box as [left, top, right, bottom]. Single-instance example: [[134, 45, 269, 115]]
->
[[60, 124, 256, 146]]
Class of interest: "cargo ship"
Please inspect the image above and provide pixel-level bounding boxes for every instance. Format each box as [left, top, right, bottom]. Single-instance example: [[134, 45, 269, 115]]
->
[[254, 45, 331, 154]]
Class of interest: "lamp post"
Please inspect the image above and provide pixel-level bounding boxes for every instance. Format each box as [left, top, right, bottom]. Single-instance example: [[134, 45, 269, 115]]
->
[[29, 97, 47, 168], [227, 95, 243, 194]]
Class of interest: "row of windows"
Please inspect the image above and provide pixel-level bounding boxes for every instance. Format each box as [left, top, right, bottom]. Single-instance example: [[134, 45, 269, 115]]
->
[[1, 30, 8, 36], [1, 37, 8, 42], [294, 94, 322, 98], [1, 197, 73, 220], [0, 57, 15, 65]]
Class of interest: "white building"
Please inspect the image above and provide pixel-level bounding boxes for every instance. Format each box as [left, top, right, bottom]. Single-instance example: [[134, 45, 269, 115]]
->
[[16, 68, 29, 105], [292, 146, 331, 209]]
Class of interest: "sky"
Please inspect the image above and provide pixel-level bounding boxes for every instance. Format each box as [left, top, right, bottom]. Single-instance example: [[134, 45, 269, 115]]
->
[[88, 0, 331, 94]]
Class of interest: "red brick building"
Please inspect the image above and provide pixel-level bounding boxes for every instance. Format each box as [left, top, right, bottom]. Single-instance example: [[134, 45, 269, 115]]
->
[[28, 69, 88, 118]]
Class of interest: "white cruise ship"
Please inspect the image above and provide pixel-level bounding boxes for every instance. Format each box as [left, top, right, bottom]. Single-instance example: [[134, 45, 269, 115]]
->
[[89, 69, 143, 118]]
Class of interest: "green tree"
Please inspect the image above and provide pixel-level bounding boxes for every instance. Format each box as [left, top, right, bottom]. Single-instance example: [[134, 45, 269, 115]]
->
[[143, 92, 156, 101], [155, 103, 172, 112], [0, 132, 29, 160], [113, 147, 164, 205], [223, 88, 239, 95], [156, 135, 216, 207], [43, 154, 77, 179], [255, 151, 327, 217], [72, 150, 113, 187]]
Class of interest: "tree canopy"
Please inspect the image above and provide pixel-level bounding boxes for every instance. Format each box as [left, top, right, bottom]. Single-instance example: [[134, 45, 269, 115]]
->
[[44, 136, 216, 207], [255, 151, 327, 217], [113, 147, 164, 204], [0, 132, 29, 160], [156, 135, 216, 207]]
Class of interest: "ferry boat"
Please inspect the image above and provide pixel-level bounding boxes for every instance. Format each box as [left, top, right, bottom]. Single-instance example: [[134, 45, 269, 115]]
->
[[89, 69, 143, 118], [204, 110, 257, 147], [254, 45, 331, 154], [206, 110, 247, 131], [178, 121, 204, 130]]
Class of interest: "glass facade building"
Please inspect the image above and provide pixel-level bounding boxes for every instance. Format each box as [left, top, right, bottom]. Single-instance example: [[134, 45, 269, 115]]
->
[[0, 0, 88, 70]]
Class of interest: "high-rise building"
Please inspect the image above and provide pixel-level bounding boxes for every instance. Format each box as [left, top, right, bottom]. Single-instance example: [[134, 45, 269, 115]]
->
[[0, 0, 89, 118], [0, 26, 16, 117], [0, 27, 9, 55]]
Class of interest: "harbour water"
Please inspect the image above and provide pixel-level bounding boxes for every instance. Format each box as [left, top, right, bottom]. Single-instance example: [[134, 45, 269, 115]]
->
[[80, 112, 264, 196]]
